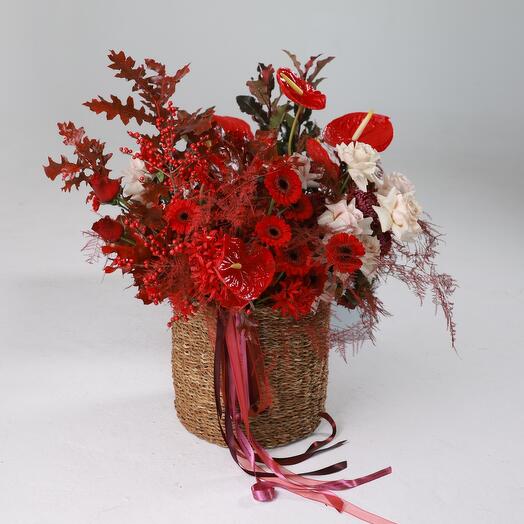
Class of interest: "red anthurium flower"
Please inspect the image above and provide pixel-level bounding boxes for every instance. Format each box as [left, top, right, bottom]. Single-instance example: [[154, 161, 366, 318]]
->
[[264, 166, 302, 206], [305, 138, 338, 177], [215, 235, 275, 307], [89, 173, 121, 203], [92, 216, 124, 242], [323, 112, 394, 152], [165, 199, 199, 234], [276, 68, 326, 110], [213, 115, 254, 141], [326, 233, 365, 274], [217, 287, 251, 310]]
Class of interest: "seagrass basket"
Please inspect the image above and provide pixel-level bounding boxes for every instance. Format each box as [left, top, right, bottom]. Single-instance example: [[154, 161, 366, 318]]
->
[[171, 304, 330, 448]]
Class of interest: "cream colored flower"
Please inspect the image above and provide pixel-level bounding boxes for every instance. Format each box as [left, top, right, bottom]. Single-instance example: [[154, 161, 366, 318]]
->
[[318, 276, 338, 303], [292, 153, 323, 190], [335, 142, 382, 191], [318, 198, 373, 236], [122, 158, 153, 201], [377, 171, 415, 197], [358, 235, 381, 281], [373, 188, 422, 241]]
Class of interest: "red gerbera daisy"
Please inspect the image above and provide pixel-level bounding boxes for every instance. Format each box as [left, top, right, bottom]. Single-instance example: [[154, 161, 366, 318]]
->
[[303, 264, 328, 296], [165, 199, 199, 234], [284, 195, 313, 221], [326, 233, 365, 274], [255, 216, 291, 247], [264, 167, 302, 206], [275, 244, 312, 276]]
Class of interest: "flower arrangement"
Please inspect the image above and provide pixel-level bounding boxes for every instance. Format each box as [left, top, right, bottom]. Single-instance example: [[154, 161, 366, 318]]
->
[[44, 50, 457, 523], [44, 50, 456, 351]]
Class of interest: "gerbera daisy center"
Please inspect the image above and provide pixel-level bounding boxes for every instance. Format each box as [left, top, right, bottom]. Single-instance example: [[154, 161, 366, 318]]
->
[[278, 178, 289, 191]]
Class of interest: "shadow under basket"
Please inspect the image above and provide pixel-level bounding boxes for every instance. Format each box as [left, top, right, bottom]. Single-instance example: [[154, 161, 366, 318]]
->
[[171, 304, 330, 448]]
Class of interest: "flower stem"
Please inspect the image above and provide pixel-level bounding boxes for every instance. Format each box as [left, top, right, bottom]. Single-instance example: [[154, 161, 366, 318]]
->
[[287, 105, 303, 156], [340, 172, 352, 193], [115, 196, 130, 210], [267, 198, 275, 215]]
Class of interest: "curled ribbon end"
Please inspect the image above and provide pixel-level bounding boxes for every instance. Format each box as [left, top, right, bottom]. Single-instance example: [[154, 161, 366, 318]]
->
[[252, 481, 277, 502]]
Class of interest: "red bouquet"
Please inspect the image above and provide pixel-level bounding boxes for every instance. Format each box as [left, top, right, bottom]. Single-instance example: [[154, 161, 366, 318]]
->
[[44, 50, 455, 350]]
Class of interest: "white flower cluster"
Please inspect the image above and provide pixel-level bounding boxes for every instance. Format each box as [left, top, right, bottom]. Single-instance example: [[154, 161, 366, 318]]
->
[[292, 153, 323, 189], [336, 142, 382, 191], [317, 142, 423, 292], [121, 158, 153, 202], [373, 171, 422, 242]]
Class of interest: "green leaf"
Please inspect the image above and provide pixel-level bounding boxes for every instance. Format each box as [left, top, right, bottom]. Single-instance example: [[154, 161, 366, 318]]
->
[[155, 171, 165, 182], [269, 104, 289, 130]]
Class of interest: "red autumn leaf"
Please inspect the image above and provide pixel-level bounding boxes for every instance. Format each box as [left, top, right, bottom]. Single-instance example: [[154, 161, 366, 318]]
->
[[283, 50, 304, 77], [213, 115, 254, 140], [306, 56, 335, 87], [108, 50, 146, 87], [175, 107, 215, 136], [323, 112, 394, 152], [276, 67, 326, 110], [84, 95, 153, 125], [57, 122, 85, 146], [145, 58, 190, 103], [215, 235, 275, 306], [43, 155, 80, 181]]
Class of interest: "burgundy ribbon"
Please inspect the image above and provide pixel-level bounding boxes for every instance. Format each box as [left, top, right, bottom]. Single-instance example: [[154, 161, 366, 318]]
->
[[213, 308, 395, 523]]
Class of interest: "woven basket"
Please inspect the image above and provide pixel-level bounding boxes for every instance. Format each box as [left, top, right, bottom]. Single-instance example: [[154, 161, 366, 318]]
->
[[171, 304, 330, 448]]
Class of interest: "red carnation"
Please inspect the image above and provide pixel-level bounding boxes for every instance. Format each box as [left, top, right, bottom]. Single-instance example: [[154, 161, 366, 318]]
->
[[276, 68, 326, 110], [284, 195, 313, 221], [165, 199, 199, 234], [264, 167, 302, 206], [275, 244, 312, 276], [326, 233, 365, 274], [255, 216, 291, 247], [89, 173, 120, 203], [92, 216, 124, 242]]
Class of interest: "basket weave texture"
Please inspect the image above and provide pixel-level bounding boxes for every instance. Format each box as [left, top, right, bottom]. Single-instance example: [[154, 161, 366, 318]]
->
[[171, 304, 330, 448]]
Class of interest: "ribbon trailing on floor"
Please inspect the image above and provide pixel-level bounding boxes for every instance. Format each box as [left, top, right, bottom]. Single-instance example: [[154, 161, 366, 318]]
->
[[214, 308, 395, 523]]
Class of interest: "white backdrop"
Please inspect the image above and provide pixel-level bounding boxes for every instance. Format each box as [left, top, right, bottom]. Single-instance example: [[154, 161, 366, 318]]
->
[[1, 1, 523, 523]]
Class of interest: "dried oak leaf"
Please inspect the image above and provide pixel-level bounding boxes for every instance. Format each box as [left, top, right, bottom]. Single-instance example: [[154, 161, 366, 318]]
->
[[84, 95, 153, 125], [175, 107, 215, 136], [43, 155, 80, 181]]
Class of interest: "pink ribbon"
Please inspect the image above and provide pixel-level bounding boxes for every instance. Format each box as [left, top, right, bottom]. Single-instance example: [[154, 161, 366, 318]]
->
[[213, 309, 395, 523]]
